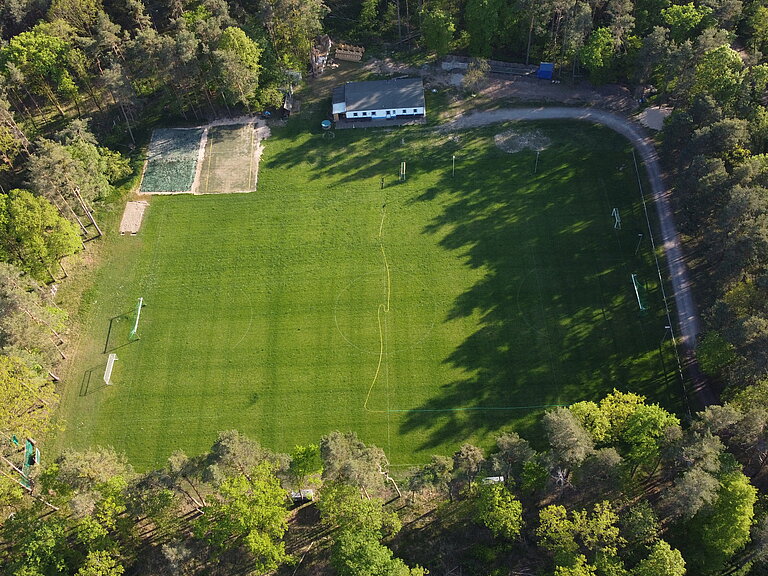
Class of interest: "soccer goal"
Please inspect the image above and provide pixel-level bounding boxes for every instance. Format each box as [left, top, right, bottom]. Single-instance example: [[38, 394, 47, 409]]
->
[[631, 274, 649, 311], [128, 297, 144, 341], [104, 353, 117, 385]]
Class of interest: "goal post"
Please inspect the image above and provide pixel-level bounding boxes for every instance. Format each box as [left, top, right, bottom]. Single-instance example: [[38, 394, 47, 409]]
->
[[611, 208, 621, 230], [129, 297, 144, 341], [104, 353, 117, 385], [631, 274, 649, 311]]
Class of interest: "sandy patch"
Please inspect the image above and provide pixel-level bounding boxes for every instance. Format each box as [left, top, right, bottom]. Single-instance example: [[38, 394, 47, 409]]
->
[[636, 106, 673, 131], [120, 201, 149, 235], [494, 129, 551, 153]]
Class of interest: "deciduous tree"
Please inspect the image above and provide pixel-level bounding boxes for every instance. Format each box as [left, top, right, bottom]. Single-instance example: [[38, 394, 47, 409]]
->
[[195, 462, 291, 572], [633, 540, 686, 576], [474, 482, 523, 540], [421, 7, 454, 57], [0, 189, 81, 281]]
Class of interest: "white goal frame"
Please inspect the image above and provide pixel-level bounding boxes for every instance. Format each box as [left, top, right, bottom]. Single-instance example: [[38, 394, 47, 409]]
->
[[104, 353, 117, 385]]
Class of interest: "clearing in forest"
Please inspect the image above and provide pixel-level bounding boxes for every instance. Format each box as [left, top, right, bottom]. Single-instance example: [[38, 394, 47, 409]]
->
[[56, 117, 681, 470]]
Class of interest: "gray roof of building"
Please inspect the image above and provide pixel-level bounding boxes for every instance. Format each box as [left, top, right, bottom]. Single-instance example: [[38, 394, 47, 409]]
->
[[332, 85, 346, 105], [342, 78, 425, 111]]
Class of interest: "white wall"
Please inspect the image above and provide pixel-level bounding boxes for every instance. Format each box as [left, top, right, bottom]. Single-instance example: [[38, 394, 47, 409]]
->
[[346, 106, 425, 119]]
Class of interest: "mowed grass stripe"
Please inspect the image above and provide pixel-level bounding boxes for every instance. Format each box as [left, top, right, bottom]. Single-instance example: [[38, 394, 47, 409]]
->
[[55, 120, 679, 470]]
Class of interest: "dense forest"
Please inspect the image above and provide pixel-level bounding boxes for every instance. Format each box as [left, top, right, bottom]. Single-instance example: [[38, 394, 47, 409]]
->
[[2, 0, 768, 574]]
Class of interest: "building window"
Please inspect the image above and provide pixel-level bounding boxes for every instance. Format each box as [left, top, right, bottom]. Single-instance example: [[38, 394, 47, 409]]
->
[[352, 112, 358, 117], [362, 111, 367, 116], [413, 108, 418, 113], [402, 109, 407, 113]]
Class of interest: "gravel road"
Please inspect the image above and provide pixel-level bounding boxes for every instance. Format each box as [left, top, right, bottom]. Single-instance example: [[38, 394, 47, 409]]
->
[[443, 107, 715, 407]]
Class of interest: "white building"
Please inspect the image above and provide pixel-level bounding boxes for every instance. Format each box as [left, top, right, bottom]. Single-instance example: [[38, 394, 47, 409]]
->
[[332, 78, 426, 123]]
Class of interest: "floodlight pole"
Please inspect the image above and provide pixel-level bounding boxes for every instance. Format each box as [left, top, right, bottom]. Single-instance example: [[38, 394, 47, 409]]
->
[[635, 233, 644, 255], [534, 151, 540, 174], [452, 155, 455, 177]]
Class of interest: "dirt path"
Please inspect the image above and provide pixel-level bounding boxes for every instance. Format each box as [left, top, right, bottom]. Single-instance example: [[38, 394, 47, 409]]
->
[[443, 107, 714, 407]]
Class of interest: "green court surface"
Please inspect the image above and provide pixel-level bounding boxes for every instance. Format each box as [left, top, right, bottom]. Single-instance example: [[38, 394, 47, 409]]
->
[[140, 127, 204, 193], [57, 120, 681, 470]]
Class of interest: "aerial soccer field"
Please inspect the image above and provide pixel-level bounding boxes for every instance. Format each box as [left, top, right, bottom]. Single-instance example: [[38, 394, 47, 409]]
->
[[56, 118, 681, 470]]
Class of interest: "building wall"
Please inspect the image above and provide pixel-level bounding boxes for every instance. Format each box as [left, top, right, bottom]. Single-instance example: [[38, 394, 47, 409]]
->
[[345, 106, 425, 120]]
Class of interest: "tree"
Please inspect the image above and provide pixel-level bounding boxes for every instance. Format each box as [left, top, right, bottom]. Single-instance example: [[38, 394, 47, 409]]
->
[[662, 465, 721, 519], [205, 429, 277, 479], [47, 0, 102, 34], [692, 45, 744, 109], [555, 555, 598, 576], [633, 540, 685, 576], [538, 504, 580, 564], [75, 550, 124, 576], [54, 447, 135, 505], [407, 455, 452, 499], [464, 0, 503, 57], [574, 448, 622, 496], [421, 8, 454, 57], [0, 189, 81, 281], [697, 331, 737, 376], [100, 64, 137, 144], [317, 483, 400, 535], [0, 261, 68, 366], [0, 93, 29, 172], [0, 23, 79, 116], [1, 513, 70, 574], [55, 120, 130, 187], [461, 58, 490, 93], [288, 444, 322, 489], [662, 3, 712, 42], [687, 467, 757, 572], [571, 390, 646, 444], [620, 501, 660, 553], [317, 483, 425, 576], [544, 407, 594, 472], [580, 28, 615, 84], [490, 431, 535, 486], [746, 4, 768, 55], [620, 404, 680, 477], [195, 462, 291, 572], [538, 502, 624, 566], [330, 528, 427, 576], [320, 431, 390, 496], [0, 354, 57, 440], [474, 482, 523, 540], [356, 0, 379, 37], [260, 0, 328, 69], [451, 443, 485, 496], [213, 27, 262, 109]]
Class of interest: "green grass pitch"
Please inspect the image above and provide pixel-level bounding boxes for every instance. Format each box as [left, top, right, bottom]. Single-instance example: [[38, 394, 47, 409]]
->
[[56, 119, 681, 470]]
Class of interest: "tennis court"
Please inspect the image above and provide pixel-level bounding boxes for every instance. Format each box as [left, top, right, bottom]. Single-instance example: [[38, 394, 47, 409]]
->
[[196, 124, 261, 194]]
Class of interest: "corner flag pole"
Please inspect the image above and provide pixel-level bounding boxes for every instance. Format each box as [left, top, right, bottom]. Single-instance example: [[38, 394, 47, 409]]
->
[[129, 297, 143, 340]]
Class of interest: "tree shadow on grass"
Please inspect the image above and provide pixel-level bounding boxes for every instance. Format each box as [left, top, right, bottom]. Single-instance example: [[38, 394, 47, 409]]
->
[[398, 122, 676, 450], [264, 112, 470, 190]]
